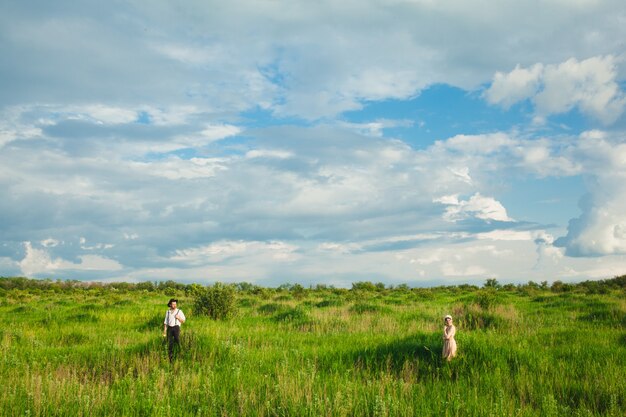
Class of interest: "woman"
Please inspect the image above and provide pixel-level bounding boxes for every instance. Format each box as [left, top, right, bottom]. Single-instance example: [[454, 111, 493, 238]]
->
[[442, 314, 457, 361]]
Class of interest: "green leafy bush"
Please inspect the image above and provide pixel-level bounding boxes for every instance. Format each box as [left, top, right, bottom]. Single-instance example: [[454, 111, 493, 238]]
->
[[316, 298, 344, 308], [272, 307, 313, 328], [475, 289, 501, 310], [350, 302, 387, 314], [272, 307, 310, 323], [192, 282, 237, 320], [257, 302, 285, 315]]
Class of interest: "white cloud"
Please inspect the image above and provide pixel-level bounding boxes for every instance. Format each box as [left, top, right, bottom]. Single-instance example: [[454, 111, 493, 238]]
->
[[449, 167, 472, 185], [152, 42, 222, 66], [477, 230, 534, 241], [409, 250, 443, 266], [19, 242, 122, 276], [12, 113, 621, 283], [41, 238, 60, 247], [171, 240, 300, 265], [441, 263, 487, 277], [3, 1, 625, 119], [245, 149, 293, 160], [2, 0, 626, 285], [339, 119, 414, 137], [435, 193, 514, 222], [484, 63, 543, 108], [443, 132, 517, 155], [79, 105, 138, 124], [131, 157, 229, 180], [535, 56, 625, 123], [485, 56, 626, 124], [553, 130, 626, 256], [316, 242, 362, 254], [140, 105, 202, 126], [200, 124, 242, 142], [80, 237, 114, 250]]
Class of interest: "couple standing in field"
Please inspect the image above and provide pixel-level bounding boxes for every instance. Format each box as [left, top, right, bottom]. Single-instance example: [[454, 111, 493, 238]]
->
[[162, 298, 457, 362]]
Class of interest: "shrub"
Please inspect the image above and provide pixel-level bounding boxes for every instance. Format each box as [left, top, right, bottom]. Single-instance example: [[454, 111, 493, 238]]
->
[[192, 282, 237, 320], [272, 307, 310, 323], [61, 331, 89, 345], [316, 298, 344, 308], [382, 296, 404, 305], [453, 304, 507, 330], [272, 307, 315, 329], [258, 302, 285, 315], [483, 278, 501, 289], [550, 280, 574, 293], [475, 289, 500, 310], [274, 294, 293, 301], [68, 313, 99, 323], [350, 302, 386, 314], [351, 281, 376, 292], [290, 283, 306, 299], [411, 288, 434, 300], [252, 287, 272, 300], [238, 297, 258, 307]]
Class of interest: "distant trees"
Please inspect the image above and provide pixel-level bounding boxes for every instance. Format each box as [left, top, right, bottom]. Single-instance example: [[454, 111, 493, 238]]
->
[[483, 278, 501, 289], [1, 274, 625, 296], [351, 281, 387, 292]]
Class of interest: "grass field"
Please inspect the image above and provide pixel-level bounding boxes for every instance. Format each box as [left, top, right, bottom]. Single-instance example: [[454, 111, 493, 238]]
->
[[1, 280, 625, 416]]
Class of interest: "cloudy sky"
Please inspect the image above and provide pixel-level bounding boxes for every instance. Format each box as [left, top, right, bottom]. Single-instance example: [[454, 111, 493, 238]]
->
[[1, 0, 626, 286]]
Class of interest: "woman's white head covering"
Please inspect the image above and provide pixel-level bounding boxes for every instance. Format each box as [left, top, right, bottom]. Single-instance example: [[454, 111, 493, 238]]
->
[[444, 314, 452, 320]]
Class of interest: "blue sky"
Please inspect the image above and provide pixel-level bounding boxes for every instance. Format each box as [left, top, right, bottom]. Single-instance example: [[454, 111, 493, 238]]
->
[[1, 0, 626, 286]]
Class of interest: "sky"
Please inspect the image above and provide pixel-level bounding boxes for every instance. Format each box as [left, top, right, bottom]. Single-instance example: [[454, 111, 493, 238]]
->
[[1, 0, 626, 287]]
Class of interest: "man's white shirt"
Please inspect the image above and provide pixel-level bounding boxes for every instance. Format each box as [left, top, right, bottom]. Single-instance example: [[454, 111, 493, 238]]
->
[[164, 309, 185, 327]]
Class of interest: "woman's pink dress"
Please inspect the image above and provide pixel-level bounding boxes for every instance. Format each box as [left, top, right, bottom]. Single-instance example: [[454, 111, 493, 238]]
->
[[442, 324, 457, 361]]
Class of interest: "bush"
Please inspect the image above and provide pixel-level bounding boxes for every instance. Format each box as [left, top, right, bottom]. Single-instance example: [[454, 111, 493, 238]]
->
[[350, 302, 386, 314], [550, 280, 574, 293], [351, 281, 386, 292], [475, 289, 500, 310], [453, 304, 507, 330], [483, 278, 501, 289], [272, 307, 310, 323], [192, 282, 237, 320], [237, 297, 258, 307], [316, 298, 344, 308], [274, 294, 293, 301], [291, 283, 306, 299], [258, 302, 285, 315]]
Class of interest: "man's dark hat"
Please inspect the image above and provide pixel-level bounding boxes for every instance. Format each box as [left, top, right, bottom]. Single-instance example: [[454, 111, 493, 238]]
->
[[167, 298, 178, 307]]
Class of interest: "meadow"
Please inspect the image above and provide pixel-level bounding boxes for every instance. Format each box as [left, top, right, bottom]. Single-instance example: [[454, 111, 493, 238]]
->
[[0, 277, 625, 416]]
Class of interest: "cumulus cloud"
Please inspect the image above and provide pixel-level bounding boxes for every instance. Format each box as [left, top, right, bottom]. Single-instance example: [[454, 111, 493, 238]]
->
[[554, 131, 626, 256], [441, 263, 487, 277], [2, 1, 626, 119], [171, 240, 300, 265], [19, 242, 122, 276], [443, 132, 517, 155], [485, 56, 626, 124], [5, 104, 625, 282], [131, 157, 229, 180], [434, 193, 514, 223], [484, 64, 544, 109], [2, 1, 626, 284]]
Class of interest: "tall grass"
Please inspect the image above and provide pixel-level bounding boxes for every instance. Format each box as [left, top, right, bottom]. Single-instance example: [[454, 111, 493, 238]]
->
[[1, 287, 624, 416]]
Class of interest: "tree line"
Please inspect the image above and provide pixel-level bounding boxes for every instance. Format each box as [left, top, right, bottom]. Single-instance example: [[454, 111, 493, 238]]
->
[[1, 274, 624, 295]]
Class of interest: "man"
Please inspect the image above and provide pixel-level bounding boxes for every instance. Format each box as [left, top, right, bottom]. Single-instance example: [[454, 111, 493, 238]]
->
[[163, 298, 186, 361]]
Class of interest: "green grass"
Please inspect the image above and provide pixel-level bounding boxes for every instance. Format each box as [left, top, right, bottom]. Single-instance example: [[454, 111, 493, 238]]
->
[[1, 287, 625, 416]]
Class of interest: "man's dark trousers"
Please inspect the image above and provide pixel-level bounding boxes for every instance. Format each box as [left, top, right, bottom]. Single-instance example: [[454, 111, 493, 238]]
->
[[167, 325, 180, 361]]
